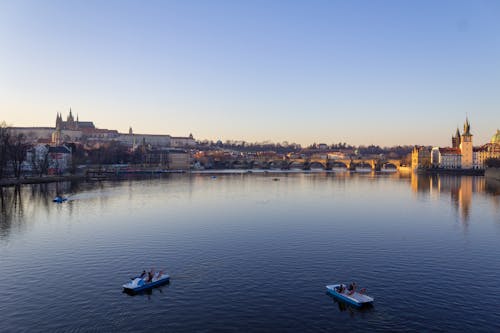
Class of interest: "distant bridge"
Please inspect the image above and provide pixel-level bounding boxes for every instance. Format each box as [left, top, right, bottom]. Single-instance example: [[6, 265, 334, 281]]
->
[[222, 157, 402, 171]]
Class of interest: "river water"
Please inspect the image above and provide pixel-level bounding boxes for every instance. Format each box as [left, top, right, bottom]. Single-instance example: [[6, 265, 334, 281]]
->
[[1, 172, 499, 332]]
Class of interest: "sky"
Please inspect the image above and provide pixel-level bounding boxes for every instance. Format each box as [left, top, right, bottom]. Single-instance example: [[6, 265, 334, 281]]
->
[[0, 0, 499, 147]]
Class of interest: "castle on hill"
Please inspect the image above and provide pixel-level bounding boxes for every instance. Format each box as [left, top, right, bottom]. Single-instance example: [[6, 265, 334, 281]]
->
[[55, 109, 95, 131], [9, 109, 195, 148]]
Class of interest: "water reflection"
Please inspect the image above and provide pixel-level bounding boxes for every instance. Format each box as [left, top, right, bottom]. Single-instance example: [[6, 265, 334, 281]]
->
[[411, 173, 500, 226], [123, 283, 170, 299], [0, 186, 25, 239], [326, 293, 374, 316], [0, 181, 80, 240], [1, 173, 500, 240]]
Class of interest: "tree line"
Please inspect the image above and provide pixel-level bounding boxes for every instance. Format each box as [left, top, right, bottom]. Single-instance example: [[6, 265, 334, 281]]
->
[[0, 123, 30, 180]]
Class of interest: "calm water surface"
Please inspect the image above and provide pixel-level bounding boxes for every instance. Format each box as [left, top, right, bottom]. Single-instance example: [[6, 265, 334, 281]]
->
[[1, 172, 500, 332]]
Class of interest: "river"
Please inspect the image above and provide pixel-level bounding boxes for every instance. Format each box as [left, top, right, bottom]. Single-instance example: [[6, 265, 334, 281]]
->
[[1, 172, 499, 332]]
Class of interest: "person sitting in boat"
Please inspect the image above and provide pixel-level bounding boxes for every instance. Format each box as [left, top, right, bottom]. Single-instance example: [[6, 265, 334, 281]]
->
[[154, 270, 163, 280], [139, 270, 147, 279], [147, 271, 154, 283], [347, 282, 356, 295]]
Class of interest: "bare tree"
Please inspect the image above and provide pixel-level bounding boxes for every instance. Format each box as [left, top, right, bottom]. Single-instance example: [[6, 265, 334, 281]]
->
[[30, 145, 49, 177], [0, 122, 11, 179], [8, 134, 29, 179]]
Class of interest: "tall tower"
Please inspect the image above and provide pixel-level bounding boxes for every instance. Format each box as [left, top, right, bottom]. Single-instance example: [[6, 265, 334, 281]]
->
[[452, 128, 461, 148], [55, 112, 62, 128], [460, 117, 473, 168], [67, 108, 75, 129]]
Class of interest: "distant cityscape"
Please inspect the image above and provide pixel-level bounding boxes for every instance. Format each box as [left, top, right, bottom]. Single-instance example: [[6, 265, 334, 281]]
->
[[1, 111, 499, 180]]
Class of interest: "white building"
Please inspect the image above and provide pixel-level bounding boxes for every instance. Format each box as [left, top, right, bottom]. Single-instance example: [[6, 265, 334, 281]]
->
[[431, 147, 461, 169]]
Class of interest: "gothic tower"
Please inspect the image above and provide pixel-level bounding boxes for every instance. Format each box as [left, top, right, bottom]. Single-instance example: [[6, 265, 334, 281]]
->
[[67, 108, 75, 129], [460, 117, 473, 169], [55, 112, 62, 128], [452, 127, 461, 148]]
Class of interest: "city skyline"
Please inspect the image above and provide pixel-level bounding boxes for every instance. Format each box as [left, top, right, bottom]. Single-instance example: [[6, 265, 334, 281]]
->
[[1, 1, 499, 146]]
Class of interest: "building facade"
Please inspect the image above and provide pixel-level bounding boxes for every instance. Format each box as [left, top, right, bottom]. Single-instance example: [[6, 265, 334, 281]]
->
[[411, 146, 431, 170], [431, 119, 500, 170]]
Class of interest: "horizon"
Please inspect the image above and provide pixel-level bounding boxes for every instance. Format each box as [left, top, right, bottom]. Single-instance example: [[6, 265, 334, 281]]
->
[[1, 1, 499, 147], [4, 110, 497, 148]]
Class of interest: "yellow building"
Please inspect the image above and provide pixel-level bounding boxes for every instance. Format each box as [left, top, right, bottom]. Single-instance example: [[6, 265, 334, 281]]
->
[[411, 146, 431, 170], [474, 129, 500, 168]]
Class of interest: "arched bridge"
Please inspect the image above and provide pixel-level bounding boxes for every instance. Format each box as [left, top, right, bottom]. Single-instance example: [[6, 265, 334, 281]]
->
[[198, 155, 402, 171], [246, 158, 402, 171]]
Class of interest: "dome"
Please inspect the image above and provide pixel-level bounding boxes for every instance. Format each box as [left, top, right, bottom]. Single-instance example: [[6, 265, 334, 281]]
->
[[491, 129, 500, 144]]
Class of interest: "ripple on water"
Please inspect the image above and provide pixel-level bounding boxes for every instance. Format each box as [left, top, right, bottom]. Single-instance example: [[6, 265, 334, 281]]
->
[[1, 174, 500, 332]]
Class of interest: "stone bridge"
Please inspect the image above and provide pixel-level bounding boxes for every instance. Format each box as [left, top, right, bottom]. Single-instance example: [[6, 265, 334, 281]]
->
[[224, 157, 402, 171]]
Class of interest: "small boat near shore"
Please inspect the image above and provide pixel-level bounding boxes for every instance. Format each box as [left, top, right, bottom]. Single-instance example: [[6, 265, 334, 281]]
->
[[326, 284, 374, 307], [53, 196, 67, 203], [123, 273, 170, 293]]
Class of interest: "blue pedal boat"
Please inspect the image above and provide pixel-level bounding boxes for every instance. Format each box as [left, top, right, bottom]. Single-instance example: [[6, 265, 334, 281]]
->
[[123, 273, 170, 293], [326, 284, 374, 307], [53, 196, 67, 203]]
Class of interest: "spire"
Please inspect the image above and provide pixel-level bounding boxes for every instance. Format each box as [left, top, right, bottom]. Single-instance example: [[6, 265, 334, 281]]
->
[[455, 127, 460, 137], [463, 117, 471, 135]]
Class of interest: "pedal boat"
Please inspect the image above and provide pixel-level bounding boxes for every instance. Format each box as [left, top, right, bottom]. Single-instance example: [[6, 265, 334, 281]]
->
[[53, 196, 67, 203], [123, 273, 170, 293], [326, 284, 374, 307]]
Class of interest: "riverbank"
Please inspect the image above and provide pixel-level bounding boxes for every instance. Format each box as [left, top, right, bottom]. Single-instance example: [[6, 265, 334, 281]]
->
[[0, 175, 86, 186], [418, 168, 484, 176]]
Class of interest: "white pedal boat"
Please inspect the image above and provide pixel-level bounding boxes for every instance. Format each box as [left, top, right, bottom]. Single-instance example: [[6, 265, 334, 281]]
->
[[123, 273, 170, 293], [326, 284, 374, 307]]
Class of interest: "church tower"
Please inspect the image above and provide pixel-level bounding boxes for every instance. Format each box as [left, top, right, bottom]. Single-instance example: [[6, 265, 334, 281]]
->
[[55, 112, 62, 128], [452, 127, 461, 148], [460, 117, 473, 169], [67, 108, 75, 129]]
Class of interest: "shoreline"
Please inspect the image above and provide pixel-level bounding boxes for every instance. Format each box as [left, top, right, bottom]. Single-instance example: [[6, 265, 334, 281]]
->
[[0, 175, 87, 187], [417, 168, 485, 176], [0, 167, 485, 187]]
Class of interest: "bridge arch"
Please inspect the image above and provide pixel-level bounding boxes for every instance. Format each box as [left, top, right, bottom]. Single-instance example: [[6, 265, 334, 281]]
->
[[309, 161, 326, 170], [268, 160, 284, 169], [230, 160, 246, 169], [352, 161, 373, 170], [289, 161, 305, 170], [381, 162, 398, 170], [329, 161, 349, 169]]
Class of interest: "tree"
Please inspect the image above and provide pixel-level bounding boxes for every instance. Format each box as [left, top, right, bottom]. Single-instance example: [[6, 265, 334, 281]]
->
[[8, 133, 29, 179], [30, 145, 49, 177], [0, 122, 10, 179]]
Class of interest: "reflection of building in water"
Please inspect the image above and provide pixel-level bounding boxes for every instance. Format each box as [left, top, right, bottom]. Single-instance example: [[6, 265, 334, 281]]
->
[[458, 177, 473, 222], [411, 173, 485, 225], [411, 172, 431, 193]]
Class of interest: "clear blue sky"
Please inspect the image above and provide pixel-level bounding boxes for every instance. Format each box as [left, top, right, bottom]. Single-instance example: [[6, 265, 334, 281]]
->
[[1, 0, 499, 146]]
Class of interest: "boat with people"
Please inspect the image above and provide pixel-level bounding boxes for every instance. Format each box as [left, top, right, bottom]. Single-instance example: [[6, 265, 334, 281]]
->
[[123, 271, 170, 293], [53, 196, 67, 203], [326, 283, 374, 307]]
